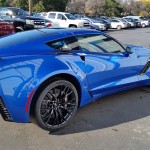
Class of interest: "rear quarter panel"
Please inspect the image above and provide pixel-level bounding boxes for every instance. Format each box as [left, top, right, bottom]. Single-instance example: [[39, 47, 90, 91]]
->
[[0, 54, 92, 122]]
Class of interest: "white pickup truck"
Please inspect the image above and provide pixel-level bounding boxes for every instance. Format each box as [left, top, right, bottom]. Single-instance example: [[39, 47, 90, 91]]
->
[[44, 12, 90, 28]]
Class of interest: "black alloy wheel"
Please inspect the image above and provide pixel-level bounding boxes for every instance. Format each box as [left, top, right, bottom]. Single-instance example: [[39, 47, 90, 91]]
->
[[35, 80, 78, 131]]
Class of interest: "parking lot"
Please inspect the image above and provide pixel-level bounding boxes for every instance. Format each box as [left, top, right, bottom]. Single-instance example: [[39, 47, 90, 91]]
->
[[0, 28, 150, 150]]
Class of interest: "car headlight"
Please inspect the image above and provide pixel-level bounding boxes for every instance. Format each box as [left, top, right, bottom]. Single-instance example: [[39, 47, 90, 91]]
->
[[78, 22, 83, 27], [26, 19, 34, 25], [99, 25, 105, 28]]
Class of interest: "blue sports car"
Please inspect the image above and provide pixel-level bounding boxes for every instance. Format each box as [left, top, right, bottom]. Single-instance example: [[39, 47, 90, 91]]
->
[[0, 28, 150, 131]]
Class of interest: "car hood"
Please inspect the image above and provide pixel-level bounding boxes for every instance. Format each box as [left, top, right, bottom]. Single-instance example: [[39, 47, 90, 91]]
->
[[93, 22, 105, 26], [70, 19, 89, 24], [24, 16, 46, 20], [14, 15, 46, 21]]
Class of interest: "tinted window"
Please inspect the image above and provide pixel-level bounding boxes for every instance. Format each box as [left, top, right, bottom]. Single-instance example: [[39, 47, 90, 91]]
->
[[46, 37, 80, 51], [65, 14, 76, 20], [8, 8, 27, 16], [111, 20, 119, 22], [0, 8, 10, 16], [48, 13, 56, 19], [77, 34, 124, 53], [120, 19, 126, 22], [57, 14, 66, 20]]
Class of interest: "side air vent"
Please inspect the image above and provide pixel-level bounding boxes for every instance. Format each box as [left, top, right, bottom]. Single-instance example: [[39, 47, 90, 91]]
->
[[0, 96, 13, 122]]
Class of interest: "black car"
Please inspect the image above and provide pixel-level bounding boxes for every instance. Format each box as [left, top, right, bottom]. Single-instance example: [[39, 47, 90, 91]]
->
[[0, 15, 34, 32], [123, 17, 141, 27], [0, 7, 50, 30]]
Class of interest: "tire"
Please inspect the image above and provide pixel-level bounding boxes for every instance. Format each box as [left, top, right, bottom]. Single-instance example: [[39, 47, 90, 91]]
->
[[117, 25, 122, 30], [34, 80, 78, 132], [69, 25, 77, 28], [142, 23, 146, 28]]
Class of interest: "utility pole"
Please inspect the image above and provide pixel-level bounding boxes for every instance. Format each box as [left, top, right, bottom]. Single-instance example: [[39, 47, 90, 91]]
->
[[29, 0, 32, 16]]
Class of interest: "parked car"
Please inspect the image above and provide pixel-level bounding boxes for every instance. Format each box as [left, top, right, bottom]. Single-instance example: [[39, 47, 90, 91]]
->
[[125, 16, 150, 28], [123, 18, 138, 27], [96, 19, 111, 30], [83, 18, 107, 30], [0, 18, 15, 36], [0, 7, 54, 30], [1, 28, 150, 131], [44, 12, 90, 28], [110, 18, 128, 30], [89, 23, 100, 30], [0, 15, 34, 31], [121, 18, 136, 28]]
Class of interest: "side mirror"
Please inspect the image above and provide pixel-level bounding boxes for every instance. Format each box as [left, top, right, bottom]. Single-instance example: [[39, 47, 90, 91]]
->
[[126, 46, 132, 53]]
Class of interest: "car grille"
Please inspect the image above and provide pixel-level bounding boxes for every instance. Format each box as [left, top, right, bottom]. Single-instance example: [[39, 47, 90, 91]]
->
[[83, 22, 90, 27], [34, 20, 45, 25], [0, 96, 13, 122]]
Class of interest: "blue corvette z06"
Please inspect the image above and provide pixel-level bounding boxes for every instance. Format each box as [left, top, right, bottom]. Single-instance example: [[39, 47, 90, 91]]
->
[[0, 28, 150, 131]]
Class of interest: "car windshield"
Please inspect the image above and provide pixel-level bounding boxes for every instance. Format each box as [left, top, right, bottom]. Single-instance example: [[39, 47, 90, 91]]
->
[[91, 19, 100, 23], [125, 18, 134, 22], [134, 19, 139, 21], [65, 14, 76, 20], [99, 20, 107, 23], [120, 19, 126, 22], [9, 8, 28, 16]]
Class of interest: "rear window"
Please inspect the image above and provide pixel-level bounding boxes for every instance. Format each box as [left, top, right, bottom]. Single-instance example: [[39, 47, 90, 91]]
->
[[48, 13, 56, 19]]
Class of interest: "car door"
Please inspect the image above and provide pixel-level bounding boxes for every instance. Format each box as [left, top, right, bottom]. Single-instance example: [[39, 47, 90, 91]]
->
[[56, 13, 67, 28], [47, 12, 56, 22], [76, 34, 141, 98]]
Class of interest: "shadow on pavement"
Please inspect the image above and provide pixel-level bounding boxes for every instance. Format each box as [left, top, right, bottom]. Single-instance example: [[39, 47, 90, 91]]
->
[[51, 86, 150, 135]]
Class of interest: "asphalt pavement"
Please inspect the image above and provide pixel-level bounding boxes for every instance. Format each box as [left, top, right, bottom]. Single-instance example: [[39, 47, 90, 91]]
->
[[0, 28, 150, 150]]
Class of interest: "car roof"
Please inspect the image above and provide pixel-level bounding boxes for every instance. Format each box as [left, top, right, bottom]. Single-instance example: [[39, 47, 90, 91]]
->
[[47, 12, 69, 15], [38, 28, 104, 36], [0, 28, 104, 49], [0, 7, 19, 9]]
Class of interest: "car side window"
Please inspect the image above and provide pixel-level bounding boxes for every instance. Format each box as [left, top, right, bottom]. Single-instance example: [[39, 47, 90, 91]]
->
[[77, 34, 125, 54], [16, 9, 26, 16], [111, 20, 119, 22], [57, 14, 66, 20], [46, 37, 80, 51], [0, 8, 10, 16], [48, 13, 56, 19]]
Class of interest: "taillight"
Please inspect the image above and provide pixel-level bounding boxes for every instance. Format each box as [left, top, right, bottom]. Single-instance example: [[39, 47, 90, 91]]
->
[[9, 24, 15, 29], [47, 23, 52, 28]]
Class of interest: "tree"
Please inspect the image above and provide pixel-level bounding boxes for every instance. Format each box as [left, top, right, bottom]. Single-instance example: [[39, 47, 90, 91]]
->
[[67, 0, 86, 14], [42, 0, 68, 11], [0, 0, 7, 6], [104, 0, 123, 17], [33, 1, 45, 12], [139, 11, 149, 17], [85, 0, 105, 16]]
